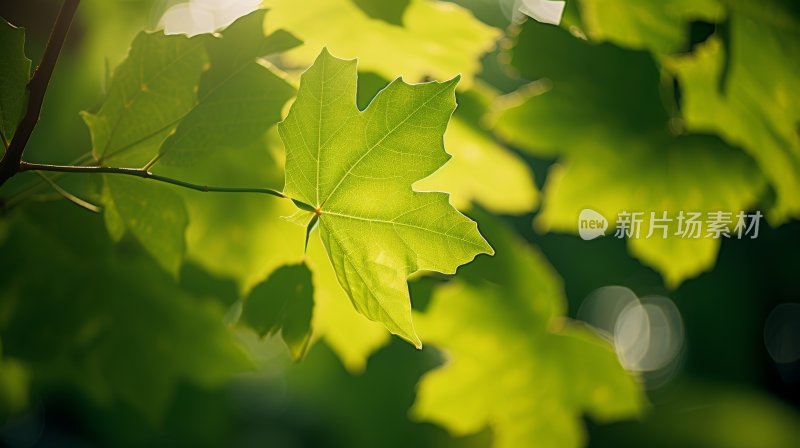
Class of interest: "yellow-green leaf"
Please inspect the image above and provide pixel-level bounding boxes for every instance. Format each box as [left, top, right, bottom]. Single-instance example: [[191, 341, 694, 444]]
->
[[580, 0, 724, 53], [666, 20, 800, 223], [492, 19, 766, 287], [412, 212, 645, 448], [262, 0, 500, 89], [280, 49, 494, 347]]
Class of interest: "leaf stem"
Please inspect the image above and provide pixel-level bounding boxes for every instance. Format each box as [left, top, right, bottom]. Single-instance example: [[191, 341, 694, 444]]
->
[[0, 0, 81, 187], [33, 171, 101, 213], [18, 161, 313, 209]]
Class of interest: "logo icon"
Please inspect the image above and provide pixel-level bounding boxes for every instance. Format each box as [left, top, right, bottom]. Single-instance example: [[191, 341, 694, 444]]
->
[[578, 209, 608, 240]]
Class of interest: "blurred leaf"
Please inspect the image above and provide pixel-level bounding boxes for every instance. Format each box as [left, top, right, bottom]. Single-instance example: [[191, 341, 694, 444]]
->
[[416, 84, 539, 214], [102, 175, 189, 277], [352, 0, 411, 25], [666, 16, 800, 223], [579, 0, 724, 53], [83, 10, 296, 167], [0, 19, 30, 145], [457, 209, 565, 325], [492, 20, 765, 287], [158, 131, 304, 291], [263, 0, 500, 89], [536, 138, 764, 288], [594, 380, 800, 448], [82, 31, 207, 165], [178, 262, 239, 308], [241, 264, 314, 360], [281, 49, 494, 347], [0, 204, 252, 421], [158, 10, 299, 166], [0, 347, 30, 420], [412, 213, 645, 448]]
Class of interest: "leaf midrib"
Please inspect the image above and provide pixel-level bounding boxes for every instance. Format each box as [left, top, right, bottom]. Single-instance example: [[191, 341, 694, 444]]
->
[[322, 209, 484, 250], [318, 80, 453, 208]]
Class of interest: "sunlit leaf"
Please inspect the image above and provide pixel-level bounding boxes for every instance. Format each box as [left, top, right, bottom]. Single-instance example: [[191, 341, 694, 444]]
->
[[417, 83, 538, 214], [412, 212, 645, 448], [82, 31, 207, 165], [666, 15, 800, 223], [579, 0, 723, 53], [353, 73, 538, 214], [83, 10, 297, 167], [281, 49, 494, 346], [262, 0, 500, 89], [492, 20, 765, 287], [158, 10, 299, 165], [157, 131, 388, 371]]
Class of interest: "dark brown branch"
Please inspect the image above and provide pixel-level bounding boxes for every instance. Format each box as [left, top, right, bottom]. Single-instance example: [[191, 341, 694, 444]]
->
[[0, 0, 80, 187]]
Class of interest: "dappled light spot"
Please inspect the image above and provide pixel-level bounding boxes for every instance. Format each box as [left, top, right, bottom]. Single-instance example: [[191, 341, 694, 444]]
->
[[579, 286, 685, 388]]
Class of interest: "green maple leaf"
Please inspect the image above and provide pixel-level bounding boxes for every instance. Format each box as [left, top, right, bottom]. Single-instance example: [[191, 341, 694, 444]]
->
[[87, 10, 299, 275], [156, 132, 389, 372], [279, 49, 494, 347], [579, 0, 723, 53], [262, 0, 500, 89], [83, 9, 298, 167], [412, 212, 645, 448], [492, 20, 765, 287], [0, 19, 31, 145], [666, 8, 800, 223], [354, 73, 539, 214]]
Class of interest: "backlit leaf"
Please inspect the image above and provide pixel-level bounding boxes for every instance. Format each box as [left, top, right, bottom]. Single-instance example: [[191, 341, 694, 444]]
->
[[412, 212, 645, 448], [262, 0, 500, 89], [158, 10, 299, 165], [666, 16, 800, 223], [579, 0, 723, 53], [280, 49, 494, 347], [83, 10, 297, 167], [492, 20, 765, 287]]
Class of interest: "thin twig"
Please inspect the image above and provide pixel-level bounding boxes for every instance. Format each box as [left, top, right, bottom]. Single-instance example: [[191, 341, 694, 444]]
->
[[18, 161, 314, 209], [33, 171, 101, 212], [2, 151, 94, 207], [0, 0, 81, 187]]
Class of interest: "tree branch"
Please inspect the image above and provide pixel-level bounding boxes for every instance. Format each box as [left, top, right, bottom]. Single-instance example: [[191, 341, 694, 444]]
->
[[18, 162, 315, 211], [0, 0, 81, 187]]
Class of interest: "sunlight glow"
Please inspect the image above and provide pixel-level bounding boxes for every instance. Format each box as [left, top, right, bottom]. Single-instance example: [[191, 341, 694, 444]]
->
[[579, 286, 685, 386], [159, 0, 261, 36]]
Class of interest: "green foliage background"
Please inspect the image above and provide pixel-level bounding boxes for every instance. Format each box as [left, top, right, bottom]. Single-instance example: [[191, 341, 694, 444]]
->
[[1, 0, 799, 447]]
